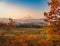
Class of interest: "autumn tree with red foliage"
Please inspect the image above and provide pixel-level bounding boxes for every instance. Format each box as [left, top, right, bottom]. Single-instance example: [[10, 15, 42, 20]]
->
[[44, 0, 60, 32], [44, 0, 60, 46]]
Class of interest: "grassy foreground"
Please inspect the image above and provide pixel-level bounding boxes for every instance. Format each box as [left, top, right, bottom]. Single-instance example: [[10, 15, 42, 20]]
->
[[0, 28, 60, 46]]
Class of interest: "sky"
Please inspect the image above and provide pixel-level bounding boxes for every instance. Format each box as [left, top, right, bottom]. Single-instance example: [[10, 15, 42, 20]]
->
[[0, 0, 50, 19]]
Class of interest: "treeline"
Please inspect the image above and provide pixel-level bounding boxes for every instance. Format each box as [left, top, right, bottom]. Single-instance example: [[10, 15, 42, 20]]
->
[[0, 18, 45, 29], [15, 23, 43, 28]]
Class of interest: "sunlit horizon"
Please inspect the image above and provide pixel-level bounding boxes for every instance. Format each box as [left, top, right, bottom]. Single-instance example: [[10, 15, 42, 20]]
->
[[0, 0, 50, 19]]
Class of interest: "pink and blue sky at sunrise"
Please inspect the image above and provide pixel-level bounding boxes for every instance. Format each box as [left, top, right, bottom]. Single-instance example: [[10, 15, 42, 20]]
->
[[0, 0, 50, 19]]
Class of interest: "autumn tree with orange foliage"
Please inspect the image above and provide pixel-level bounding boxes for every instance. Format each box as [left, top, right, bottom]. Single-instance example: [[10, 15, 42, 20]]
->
[[44, 0, 60, 32], [44, 0, 60, 46]]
